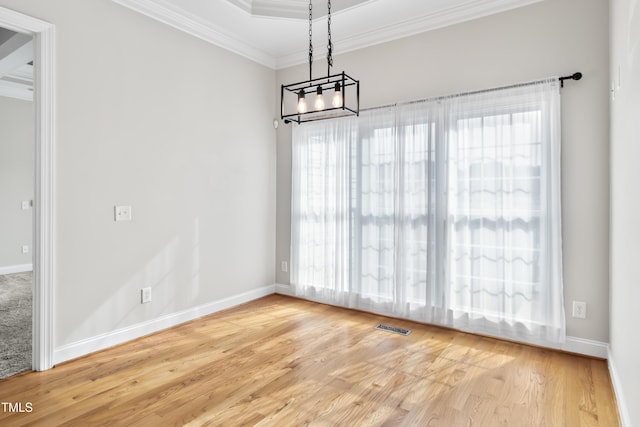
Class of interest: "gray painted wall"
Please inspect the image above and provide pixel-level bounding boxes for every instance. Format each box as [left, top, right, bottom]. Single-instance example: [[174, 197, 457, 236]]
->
[[610, 0, 640, 424], [0, 96, 33, 270], [0, 0, 277, 348], [275, 0, 610, 343]]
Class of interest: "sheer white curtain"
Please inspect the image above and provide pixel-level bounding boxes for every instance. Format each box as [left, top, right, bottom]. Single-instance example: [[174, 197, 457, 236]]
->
[[290, 79, 565, 344], [290, 117, 355, 305], [444, 80, 565, 343], [351, 103, 443, 320]]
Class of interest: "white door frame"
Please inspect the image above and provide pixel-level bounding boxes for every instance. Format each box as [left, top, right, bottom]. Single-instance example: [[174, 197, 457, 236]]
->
[[0, 6, 55, 371]]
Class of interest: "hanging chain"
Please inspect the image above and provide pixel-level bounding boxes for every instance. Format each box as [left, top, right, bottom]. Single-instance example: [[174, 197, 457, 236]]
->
[[327, 0, 333, 75], [308, 0, 313, 81]]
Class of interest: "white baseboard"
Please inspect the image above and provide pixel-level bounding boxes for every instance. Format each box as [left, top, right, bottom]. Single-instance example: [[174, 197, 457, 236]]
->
[[608, 348, 632, 427], [53, 284, 276, 365], [0, 264, 33, 275], [274, 283, 608, 358], [556, 336, 609, 359], [52, 282, 612, 371], [275, 283, 294, 296]]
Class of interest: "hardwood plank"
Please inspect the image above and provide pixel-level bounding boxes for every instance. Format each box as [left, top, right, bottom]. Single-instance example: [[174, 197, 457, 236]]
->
[[0, 294, 620, 426], [591, 359, 621, 426]]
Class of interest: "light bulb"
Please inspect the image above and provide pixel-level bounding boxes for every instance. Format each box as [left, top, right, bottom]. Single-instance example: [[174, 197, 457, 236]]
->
[[332, 92, 342, 108], [297, 98, 307, 113], [314, 86, 325, 111], [297, 90, 307, 113], [332, 87, 342, 108]]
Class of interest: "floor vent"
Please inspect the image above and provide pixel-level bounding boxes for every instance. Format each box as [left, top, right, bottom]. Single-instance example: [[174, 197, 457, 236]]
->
[[375, 324, 411, 336]]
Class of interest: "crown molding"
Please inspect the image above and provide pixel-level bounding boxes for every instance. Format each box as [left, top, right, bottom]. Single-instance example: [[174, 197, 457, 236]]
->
[[113, 0, 541, 71], [276, 0, 542, 68], [112, 0, 276, 68], [227, 0, 304, 19], [0, 79, 33, 100], [0, 34, 34, 98], [226, 0, 374, 20]]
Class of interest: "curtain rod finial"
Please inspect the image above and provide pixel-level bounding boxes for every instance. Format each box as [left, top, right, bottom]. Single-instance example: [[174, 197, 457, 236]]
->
[[559, 72, 582, 87]]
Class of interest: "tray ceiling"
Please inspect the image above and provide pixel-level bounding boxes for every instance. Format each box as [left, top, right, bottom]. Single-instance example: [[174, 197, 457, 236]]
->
[[112, 0, 541, 69], [226, 0, 372, 19], [0, 28, 33, 101]]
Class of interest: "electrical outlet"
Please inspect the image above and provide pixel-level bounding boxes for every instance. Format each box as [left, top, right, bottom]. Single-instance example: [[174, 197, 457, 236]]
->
[[141, 287, 152, 304], [281, 261, 288, 273], [114, 205, 132, 222], [21, 245, 29, 254], [572, 301, 587, 319]]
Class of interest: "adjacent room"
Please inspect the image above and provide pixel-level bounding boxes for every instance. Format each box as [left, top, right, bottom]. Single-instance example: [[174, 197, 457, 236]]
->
[[0, 27, 34, 380], [0, 0, 637, 425]]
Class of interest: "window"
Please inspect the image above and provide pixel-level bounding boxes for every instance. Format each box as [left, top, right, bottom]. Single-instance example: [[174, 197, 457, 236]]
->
[[291, 80, 565, 344]]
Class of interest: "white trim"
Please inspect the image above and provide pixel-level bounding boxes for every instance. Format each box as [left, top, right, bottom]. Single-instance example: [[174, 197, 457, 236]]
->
[[0, 6, 56, 372], [0, 34, 33, 100], [275, 284, 608, 358], [275, 283, 294, 296], [53, 284, 276, 365], [0, 34, 32, 74], [608, 348, 632, 427], [276, 0, 543, 70], [112, 0, 276, 68], [554, 336, 609, 359], [0, 264, 33, 275], [112, 0, 540, 70], [275, 0, 543, 68], [0, 79, 33, 100], [226, 0, 372, 20]]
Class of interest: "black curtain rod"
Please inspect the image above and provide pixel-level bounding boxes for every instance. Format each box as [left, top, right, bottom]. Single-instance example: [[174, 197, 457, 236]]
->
[[559, 72, 582, 88], [361, 73, 584, 114]]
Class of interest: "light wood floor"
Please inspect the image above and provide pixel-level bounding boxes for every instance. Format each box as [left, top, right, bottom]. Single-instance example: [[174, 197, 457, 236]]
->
[[0, 295, 619, 426]]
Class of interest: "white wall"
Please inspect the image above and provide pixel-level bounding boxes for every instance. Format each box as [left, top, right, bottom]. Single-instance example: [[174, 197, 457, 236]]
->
[[0, 0, 276, 351], [0, 96, 33, 271], [610, 0, 640, 424], [276, 0, 610, 343]]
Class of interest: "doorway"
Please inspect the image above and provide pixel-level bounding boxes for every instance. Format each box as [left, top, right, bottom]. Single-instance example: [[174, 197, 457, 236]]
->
[[0, 6, 54, 372], [0, 26, 34, 378]]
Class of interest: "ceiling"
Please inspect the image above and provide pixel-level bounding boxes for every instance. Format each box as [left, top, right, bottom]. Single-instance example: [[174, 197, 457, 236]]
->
[[226, 0, 372, 19], [0, 28, 33, 101], [113, 0, 541, 69]]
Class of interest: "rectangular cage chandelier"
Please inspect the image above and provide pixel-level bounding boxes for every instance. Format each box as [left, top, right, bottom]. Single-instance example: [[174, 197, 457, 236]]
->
[[280, 0, 360, 124]]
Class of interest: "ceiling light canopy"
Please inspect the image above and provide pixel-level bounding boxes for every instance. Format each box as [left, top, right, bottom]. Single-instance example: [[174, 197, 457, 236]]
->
[[281, 0, 360, 124]]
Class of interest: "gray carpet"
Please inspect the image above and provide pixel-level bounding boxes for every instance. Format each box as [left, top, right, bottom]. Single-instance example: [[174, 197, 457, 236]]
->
[[0, 272, 32, 379]]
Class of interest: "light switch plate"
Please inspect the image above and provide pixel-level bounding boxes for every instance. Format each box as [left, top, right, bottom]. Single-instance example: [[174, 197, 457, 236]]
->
[[141, 287, 152, 304], [114, 205, 132, 222]]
